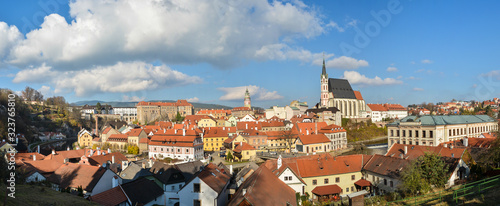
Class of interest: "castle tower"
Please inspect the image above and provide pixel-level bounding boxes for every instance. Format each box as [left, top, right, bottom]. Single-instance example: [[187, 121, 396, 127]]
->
[[244, 88, 251, 108], [320, 57, 329, 107]]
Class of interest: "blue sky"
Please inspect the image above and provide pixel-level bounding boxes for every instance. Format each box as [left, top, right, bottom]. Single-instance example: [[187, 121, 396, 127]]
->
[[1, 0, 500, 108]]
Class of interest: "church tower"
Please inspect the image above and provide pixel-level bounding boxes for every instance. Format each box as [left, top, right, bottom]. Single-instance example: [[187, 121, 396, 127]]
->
[[244, 88, 251, 108], [320, 57, 329, 107]]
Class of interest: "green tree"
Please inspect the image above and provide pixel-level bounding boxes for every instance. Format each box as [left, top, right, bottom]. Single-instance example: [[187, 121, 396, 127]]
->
[[127, 145, 139, 155], [175, 112, 184, 122], [401, 153, 447, 195], [96, 102, 102, 114], [480, 131, 500, 168]]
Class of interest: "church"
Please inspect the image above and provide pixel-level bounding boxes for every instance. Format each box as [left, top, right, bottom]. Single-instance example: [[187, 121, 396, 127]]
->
[[319, 59, 366, 118]]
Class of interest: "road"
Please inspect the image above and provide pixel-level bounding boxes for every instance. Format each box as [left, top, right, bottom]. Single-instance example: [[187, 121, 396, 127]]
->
[[28, 137, 77, 152]]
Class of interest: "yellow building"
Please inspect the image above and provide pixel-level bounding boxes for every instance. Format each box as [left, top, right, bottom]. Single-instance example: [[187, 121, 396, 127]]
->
[[295, 134, 332, 153], [77, 129, 94, 148], [197, 116, 217, 128], [263, 154, 371, 197], [233, 142, 256, 161], [203, 127, 230, 151]]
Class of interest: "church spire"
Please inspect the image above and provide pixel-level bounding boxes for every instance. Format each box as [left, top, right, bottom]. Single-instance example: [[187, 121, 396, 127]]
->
[[321, 53, 327, 76]]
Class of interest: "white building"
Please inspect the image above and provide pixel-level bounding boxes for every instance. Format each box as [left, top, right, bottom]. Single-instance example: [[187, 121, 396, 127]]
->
[[265, 105, 300, 120], [387, 115, 498, 147], [366, 104, 408, 122], [178, 163, 230, 206], [148, 129, 204, 161], [113, 107, 138, 123]]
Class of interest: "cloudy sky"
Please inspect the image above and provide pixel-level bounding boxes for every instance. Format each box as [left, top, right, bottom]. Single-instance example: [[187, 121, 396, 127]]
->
[[1, 0, 500, 107]]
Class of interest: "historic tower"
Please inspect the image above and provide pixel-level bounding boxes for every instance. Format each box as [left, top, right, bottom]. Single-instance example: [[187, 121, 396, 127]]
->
[[244, 88, 251, 108], [320, 57, 329, 107]]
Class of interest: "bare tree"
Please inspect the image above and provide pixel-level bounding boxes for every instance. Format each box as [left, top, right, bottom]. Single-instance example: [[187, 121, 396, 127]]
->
[[21, 86, 43, 101], [280, 129, 298, 153]]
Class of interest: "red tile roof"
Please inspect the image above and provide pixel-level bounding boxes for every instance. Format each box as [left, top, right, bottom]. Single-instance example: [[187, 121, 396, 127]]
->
[[136, 100, 192, 107], [295, 122, 328, 135], [107, 134, 128, 142], [318, 124, 346, 134], [196, 163, 231, 194], [354, 91, 363, 100], [196, 109, 232, 115], [297, 134, 330, 145], [355, 178, 372, 187], [126, 129, 144, 136], [89, 186, 128, 206], [204, 127, 229, 138], [363, 154, 409, 178], [48, 163, 106, 192], [236, 122, 262, 131], [233, 142, 256, 153], [102, 127, 112, 134], [228, 165, 297, 206], [88, 152, 128, 166], [386, 144, 466, 161], [23, 159, 63, 174], [367, 104, 388, 111], [312, 184, 342, 195]]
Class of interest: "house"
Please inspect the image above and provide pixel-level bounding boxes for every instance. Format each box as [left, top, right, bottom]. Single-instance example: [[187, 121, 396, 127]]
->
[[88, 152, 128, 167], [203, 127, 230, 152], [264, 154, 372, 198], [362, 154, 409, 194], [238, 129, 267, 149], [232, 142, 256, 161], [90, 177, 165, 206], [198, 116, 218, 128], [119, 162, 153, 184], [386, 143, 472, 186], [295, 134, 332, 153], [78, 129, 94, 148], [126, 129, 148, 146], [228, 165, 298, 206], [147, 162, 186, 206], [178, 163, 231, 206], [148, 129, 204, 161], [47, 163, 121, 197], [138, 138, 150, 153], [100, 126, 120, 142], [318, 124, 348, 151], [18, 159, 62, 183], [0, 141, 15, 153], [266, 131, 297, 152]]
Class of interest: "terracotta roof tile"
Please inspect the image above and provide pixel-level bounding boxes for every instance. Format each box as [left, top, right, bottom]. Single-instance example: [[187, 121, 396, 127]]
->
[[90, 186, 128, 206], [297, 134, 330, 145], [196, 163, 230, 194], [354, 91, 363, 100], [312, 184, 342, 195]]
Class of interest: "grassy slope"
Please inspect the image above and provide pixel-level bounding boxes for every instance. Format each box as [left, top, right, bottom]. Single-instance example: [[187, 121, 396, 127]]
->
[[0, 184, 98, 206]]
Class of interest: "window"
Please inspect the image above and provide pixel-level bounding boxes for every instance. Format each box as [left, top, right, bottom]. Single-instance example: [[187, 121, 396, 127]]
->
[[390, 130, 394, 137], [351, 175, 355, 180], [171, 186, 175, 191], [324, 178, 329, 184], [409, 130, 412, 137], [289, 176, 292, 181], [390, 181, 394, 187], [312, 180, 317, 185], [193, 199, 201, 206], [351, 186, 354, 192], [177, 149, 180, 152], [346, 187, 349, 192], [415, 130, 419, 137], [186, 149, 189, 153], [396, 130, 400, 137], [193, 183, 200, 193], [402, 130, 406, 137], [384, 179, 387, 185], [285, 176, 288, 181], [430, 131, 433, 138], [335, 177, 340, 183]]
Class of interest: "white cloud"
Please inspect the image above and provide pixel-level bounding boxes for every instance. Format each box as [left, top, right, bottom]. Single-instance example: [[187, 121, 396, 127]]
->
[[0, 22, 22, 62], [421, 59, 433, 64], [387, 67, 398, 72], [39, 86, 53, 97], [122, 95, 146, 102], [413, 88, 424, 91], [325, 56, 368, 69], [5, 0, 327, 69], [14, 61, 202, 96], [218, 85, 283, 101], [342, 71, 403, 86], [186, 97, 200, 103]]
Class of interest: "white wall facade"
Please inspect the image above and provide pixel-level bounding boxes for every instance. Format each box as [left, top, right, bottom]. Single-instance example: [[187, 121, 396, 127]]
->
[[90, 169, 122, 197], [278, 168, 305, 195], [149, 145, 204, 161], [178, 177, 227, 206]]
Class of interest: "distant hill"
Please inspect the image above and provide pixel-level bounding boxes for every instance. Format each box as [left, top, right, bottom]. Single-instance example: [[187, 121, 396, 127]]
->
[[71, 100, 234, 109]]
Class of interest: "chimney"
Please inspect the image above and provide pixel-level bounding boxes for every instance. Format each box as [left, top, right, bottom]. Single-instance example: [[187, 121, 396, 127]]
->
[[38, 145, 40, 153], [149, 159, 153, 167], [315, 122, 318, 134], [464, 137, 468, 147], [183, 129, 186, 136], [90, 149, 94, 157], [64, 158, 68, 164], [175, 129, 177, 134], [33, 154, 36, 161], [52, 149, 55, 155], [112, 176, 118, 188], [108, 148, 111, 154], [97, 150, 101, 155], [444, 144, 448, 148], [223, 127, 225, 130], [277, 155, 282, 169], [242, 189, 247, 196], [112, 155, 115, 164], [306, 130, 309, 135], [142, 162, 146, 169], [404, 146, 407, 155], [230, 164, 233, 175], [246, 124, 248, 129], [67, 146, 70, 151], [450, 144, 454, 150]]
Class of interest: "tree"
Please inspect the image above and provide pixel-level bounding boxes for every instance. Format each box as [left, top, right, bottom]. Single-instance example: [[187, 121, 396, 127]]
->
[[96, 102, 102, 114], [127, 145, 139, 155], [21, 86, 43, 101], [175, 112, 184, 122], [401, 153, 447, 195], [280, 129, 298, 153], [480, 131, 500, 168]]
